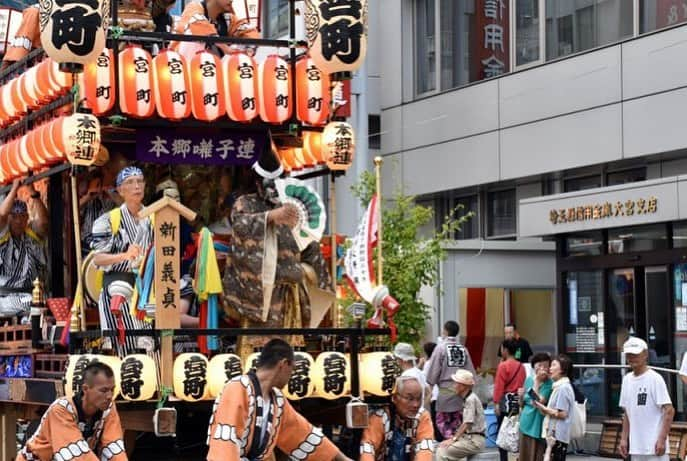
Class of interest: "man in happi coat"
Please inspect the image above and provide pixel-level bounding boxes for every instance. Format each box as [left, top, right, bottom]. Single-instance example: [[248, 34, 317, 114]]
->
[[207, 339, 352, 461], [0, 179, 48, 317], [172, 0, 260, 60], [1, 4, 39, 68], [17, 362, 127, 461], [91, 167, 153, 355], [222, 145, 332, 359], [360, 376, 435, 461]]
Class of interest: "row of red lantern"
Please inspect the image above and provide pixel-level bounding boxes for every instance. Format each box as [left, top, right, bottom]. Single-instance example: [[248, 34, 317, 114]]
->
[[0, 58, 72, 128], [0, 113, 101, 184], [278, 121, 356, 173], [82, 47, 331, 126]]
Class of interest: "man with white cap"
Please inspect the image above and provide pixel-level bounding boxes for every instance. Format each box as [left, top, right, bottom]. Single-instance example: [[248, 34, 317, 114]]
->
[[619, 336, 674, 460], [436, 369, 485, 461], [394, 342, 430, 410]]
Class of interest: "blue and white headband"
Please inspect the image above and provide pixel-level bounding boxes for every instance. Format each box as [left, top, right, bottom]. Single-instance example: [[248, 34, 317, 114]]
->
[[116, 166, 144, 187], [11, 200, 27, 215]]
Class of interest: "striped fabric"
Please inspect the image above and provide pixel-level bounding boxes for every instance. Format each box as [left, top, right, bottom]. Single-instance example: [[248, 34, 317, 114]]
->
[[91, 204, 153, 355]]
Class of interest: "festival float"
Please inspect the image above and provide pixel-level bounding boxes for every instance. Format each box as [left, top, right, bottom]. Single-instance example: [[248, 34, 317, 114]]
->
[[0, 0, 402, 458]]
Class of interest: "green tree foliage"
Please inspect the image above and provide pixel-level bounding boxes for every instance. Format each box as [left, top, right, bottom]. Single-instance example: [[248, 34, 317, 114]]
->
[[347, 170, 472, 350]]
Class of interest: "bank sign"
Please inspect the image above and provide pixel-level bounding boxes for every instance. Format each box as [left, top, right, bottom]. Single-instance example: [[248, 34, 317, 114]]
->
[[518, 177, 686, 237]]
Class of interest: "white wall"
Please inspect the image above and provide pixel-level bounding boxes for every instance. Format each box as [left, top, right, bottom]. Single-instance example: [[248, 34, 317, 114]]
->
[[379, 21, 687, 197]]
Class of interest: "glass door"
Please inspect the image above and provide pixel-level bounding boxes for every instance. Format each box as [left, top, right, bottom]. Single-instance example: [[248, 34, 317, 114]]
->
[[644, 266, 673, 403]]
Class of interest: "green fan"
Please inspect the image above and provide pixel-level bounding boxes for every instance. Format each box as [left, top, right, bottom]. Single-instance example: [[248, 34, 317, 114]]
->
[[275, 178, 327, 251]]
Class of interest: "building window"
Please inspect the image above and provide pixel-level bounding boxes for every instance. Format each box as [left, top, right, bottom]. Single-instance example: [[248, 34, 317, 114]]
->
[[487, 189, 516, 237], [545, 0, 633, 60], [563, 174, 601, 192], [606, 167, 646, 187], [414, 0, 503, 96], [515, 0, 542, 67], [640, 0, 687, 33], [454, 195, 479, 240], [608, 224, 668, 254], [264, 0, 289, 38], [368, 115, 381, 150], [565, 231, 603, 256]]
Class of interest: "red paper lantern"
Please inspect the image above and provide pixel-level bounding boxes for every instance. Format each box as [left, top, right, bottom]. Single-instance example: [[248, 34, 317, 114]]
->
[[296, 56, 330, 126], [188, 51, 225, 122], [17, 135, 32, 172], [222, 52, 258, 123], [152, 50, 191, 121], [258, 54, 292, 124], [118, 46, 155, 118], [47, 58, 72, 94], [22, 66, 41, 110], [10, 78, 26, 117], [6, 139, 24, 179], [36, 59, 56, 101], [45, 118, 66, 163], [277, 147, 301, 173], [25, 127, 44, 168], [83, 48, 115, 116], [0, 85, 9, 126], [303, 131, 325, 165], [0, 144, 6, 184], [1, 142, 15, 181], [37, 121, 58, 164]]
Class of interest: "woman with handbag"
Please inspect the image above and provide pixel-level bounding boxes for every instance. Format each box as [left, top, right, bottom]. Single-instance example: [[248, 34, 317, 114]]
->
[[494, 339, 526, 461], [534, 355, 575, 461], [518, 352, 553, 460]]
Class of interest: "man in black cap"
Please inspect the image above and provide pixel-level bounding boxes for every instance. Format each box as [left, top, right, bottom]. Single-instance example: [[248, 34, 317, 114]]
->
[[222, 140, 332, 359], [0, 179, 48, 317]]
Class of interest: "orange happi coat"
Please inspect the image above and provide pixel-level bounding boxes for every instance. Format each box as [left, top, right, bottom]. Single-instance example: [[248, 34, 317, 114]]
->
[[16, 397, 127, 461], [207, 374, 339, 461], [4, 4, 40, 63], [360, 408, 435, 461]]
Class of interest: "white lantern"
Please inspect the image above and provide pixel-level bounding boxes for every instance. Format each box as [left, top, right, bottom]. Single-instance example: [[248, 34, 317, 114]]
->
[[120, 354, 158, 401], [244, 351, 261, 375], [62, 112, 101, 166], [173, 353, 210, 402], [312, 351, 350, 400], [63, 354, 97, 398], [304, 0, 368, 76], [322, 121, 354, 171], [39, 0, 107, 72], [282, 351, 315, 400], [208, 354, 243, 398], [360, 351, 400, 397]]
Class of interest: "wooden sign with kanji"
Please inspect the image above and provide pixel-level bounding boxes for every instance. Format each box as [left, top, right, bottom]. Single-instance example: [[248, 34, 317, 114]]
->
[[140, 197, 196, 388]]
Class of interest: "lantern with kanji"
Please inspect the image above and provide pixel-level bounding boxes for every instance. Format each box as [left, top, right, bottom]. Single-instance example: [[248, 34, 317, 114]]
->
[[63, 354, 97, 398], [153, 50, 191, 121], [244, 351, 261, 374], [312, 351, 350, 400], [83, 48, 115, 116], [322, 121, 354, 171], [189, 51, 225, 122], [118, 46, 155, 118], [230, 0, 261, 31], [296, 56, 330, 126], [208, 354, 243, 398], [276, 147, 302, 173], [304, 0, 368, 76], [62, 112, 101, 166], [258, 54, 291, 124], [96, 355, 122, 399], [360, 351, 400, 396], [120, 354, 158, 401], [173, 353, 210, 401], [39, 0, 107, 72], [283, 351, 315, 400], [222, 52, 258, 123]]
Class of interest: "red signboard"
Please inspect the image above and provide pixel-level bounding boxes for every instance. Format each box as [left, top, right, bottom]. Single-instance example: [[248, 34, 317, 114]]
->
[[473, 0, 510, 81], [655, 0, 687, 29]]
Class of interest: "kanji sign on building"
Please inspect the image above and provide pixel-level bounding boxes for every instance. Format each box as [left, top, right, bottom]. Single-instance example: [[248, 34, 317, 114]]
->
[[473, 0, 509, 80]]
